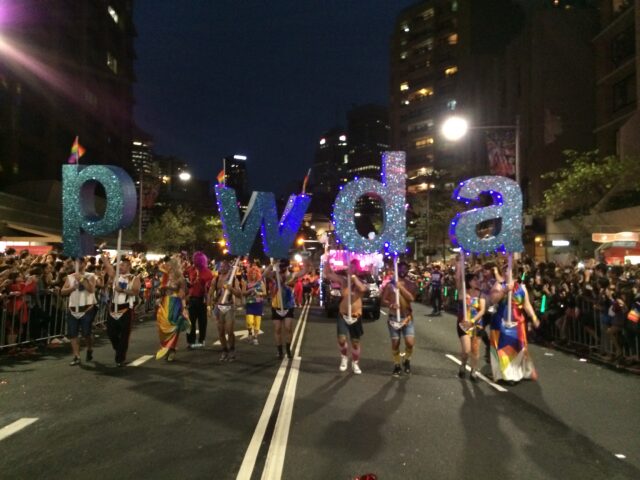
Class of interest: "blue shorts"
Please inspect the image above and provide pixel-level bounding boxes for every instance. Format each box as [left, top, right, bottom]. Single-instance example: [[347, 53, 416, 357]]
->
[[246, 302, 263, 316], [337, 315, 363, 339], [387, 319, 415, 339], [66, 307, 96, 338]]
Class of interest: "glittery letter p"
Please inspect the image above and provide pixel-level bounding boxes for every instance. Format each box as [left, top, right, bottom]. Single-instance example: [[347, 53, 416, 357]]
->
[[449, 176, 523, 254], [333, 152, 406, 254], [215, 186, 311, 259], [62, 165, 137, 257]]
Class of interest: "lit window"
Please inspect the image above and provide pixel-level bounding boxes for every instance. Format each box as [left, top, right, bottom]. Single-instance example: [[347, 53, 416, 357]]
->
[[447, 99, 457, 110], [421, 8, 435, 20], [107, 52, 118, 73], [448, 33, 458, 45], [400, 82, 409, 91], [344, 155, 349, 164], [319, 138, 326, 145], [445, 66, 458, 76], [415, 137, 434, 148], [108, 5, 119, 24], [402, 100, 410, 105], [400, 51, 408, 60], [417, 87, 434, 97], [339, 134, 347, 142], [452, 0, 458, 12], [401, 23, 410, 33]]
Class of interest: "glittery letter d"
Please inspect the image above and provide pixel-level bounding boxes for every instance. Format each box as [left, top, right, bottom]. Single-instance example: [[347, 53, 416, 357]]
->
[[449, 176, 523, 254], [333, 152, 406, 253], [62, 165, 137, 257]]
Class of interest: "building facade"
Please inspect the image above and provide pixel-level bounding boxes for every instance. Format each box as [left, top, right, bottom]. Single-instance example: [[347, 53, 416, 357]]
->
[[310, 127, 349, 196], [0, 0, 136, 187], [345, 104, 390, 180]]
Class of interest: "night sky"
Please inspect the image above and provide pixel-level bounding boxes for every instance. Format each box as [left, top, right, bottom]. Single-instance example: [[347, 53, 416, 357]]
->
[[133, 0, 415, 192]]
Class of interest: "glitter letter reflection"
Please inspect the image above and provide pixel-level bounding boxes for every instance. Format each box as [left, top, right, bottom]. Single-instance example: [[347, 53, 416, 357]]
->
[[215, 187, 311, 259], [62, 165, 137, 257], [332, 152, 406, 254], [449, 176, 524, 254]]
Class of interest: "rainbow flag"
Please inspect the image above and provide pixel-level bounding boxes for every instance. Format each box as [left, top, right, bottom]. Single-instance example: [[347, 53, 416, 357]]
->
[[67, 136, 86, 164], [301, 168, 311, 194], [216, 168, 225, 185]]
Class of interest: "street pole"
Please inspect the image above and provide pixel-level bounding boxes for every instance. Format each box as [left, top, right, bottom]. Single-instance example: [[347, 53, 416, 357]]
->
[[138, 169, 143, 241], [515, 115, 521, 185]]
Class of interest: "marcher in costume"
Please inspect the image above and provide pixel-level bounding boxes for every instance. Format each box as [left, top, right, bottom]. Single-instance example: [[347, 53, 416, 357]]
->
[[241, 265, 266, 345], [489, 280, 540, 383], [324, 259, 368, 374], [456, 272, 486, 381], [381, 261, 417, 377], [102, 253, 141, 367], [207, 260, 243, 362], [264, 259, 309, 359], [156, 257, 190, 362], [186, 251, 213, 349]]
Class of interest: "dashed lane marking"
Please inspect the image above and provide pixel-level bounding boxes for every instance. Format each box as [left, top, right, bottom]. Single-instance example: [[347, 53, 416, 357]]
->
[[129, 355, 154, 367], [0, 418, 39, 441], [445, 354, 508, 393]]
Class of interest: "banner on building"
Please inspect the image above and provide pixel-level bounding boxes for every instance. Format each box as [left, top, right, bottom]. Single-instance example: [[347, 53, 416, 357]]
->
[[485, 131, 516, 178]]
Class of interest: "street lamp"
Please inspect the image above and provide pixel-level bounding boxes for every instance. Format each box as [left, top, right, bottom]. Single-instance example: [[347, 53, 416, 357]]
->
[[440, 115, 521, 184], [178, 171, 192, 182]]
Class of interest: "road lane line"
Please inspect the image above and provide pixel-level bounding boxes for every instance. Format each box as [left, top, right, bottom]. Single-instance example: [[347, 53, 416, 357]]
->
[[236, 303, 309, 480], [129, 355, 153, 367], [380, 310, 388, 316], [445, 354, 508, 393], [261, 302, 310, 480], [0, 418, 38, 441]]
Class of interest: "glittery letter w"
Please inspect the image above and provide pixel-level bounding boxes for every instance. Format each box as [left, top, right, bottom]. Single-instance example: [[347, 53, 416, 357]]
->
[[215, 186, 311, 259]]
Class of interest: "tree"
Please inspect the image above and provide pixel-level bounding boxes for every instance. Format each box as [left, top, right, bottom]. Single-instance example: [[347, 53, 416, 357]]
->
[[143, 205, 196, 253], [531, 150, 640, 218]]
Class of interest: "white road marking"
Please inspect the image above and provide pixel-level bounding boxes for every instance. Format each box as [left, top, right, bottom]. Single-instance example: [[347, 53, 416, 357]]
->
[[261, 303, 310, 480], [129, 355, 153, 367], [380, 310, 388, 316], [0, 418, 38, 441], [445, 354, 508, 393], [615, 453, 626, 459], [236, 302, 310, 480]]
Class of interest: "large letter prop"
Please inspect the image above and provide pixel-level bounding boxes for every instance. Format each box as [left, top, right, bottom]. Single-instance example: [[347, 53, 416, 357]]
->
[[332, 151, 406, 254], [449, 176, 523, 254], [215, 187, 310, 259], [62, 165, 137, 257]]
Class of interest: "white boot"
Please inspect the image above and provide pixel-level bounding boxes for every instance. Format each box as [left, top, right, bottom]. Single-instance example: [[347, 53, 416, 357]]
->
[[352, 360, 362, 375], [339, 355, 349, 372]]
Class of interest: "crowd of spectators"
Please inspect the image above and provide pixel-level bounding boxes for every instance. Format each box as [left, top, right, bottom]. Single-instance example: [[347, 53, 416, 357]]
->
[[407, 256, 640, 370]]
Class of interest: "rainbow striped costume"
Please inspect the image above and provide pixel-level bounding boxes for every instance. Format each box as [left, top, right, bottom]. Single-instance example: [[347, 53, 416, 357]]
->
[[489, 283, 537, 382], [155, 276, 190, 360]]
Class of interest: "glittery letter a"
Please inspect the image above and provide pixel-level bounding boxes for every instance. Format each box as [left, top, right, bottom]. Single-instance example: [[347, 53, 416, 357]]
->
[[332, 152, 406, 254], [62, 165, 137, 257], [215, 186, 310, 259], [449, 176, 523, 254]]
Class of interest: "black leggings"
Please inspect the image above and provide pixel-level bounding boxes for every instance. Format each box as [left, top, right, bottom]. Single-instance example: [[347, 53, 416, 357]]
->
[[187, 297, 208, 344], [107, 309, 134, 364], [431, 286, 442, 312]]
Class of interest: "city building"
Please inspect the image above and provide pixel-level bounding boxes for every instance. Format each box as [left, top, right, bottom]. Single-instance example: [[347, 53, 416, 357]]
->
[[131, 128, 154, 178], [310, 127, 349, 196], [594, 0, 638, 157], [505, 1, 598, 208], [345, 104, 390, 180], [222, 155, 250, 204], [0, 0, 136, 187]]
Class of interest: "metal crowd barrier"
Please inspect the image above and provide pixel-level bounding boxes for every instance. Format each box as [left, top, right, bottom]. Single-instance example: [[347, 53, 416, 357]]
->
[[1, 283, 159, 352]]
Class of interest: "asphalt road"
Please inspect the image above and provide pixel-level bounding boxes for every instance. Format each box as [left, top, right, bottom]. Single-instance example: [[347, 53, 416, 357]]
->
[[1, 301, 639, 480]]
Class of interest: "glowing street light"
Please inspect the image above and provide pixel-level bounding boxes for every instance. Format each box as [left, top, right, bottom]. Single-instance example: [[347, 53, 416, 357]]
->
[[178, 171, 191, 182], [441, 116, 469, 141]]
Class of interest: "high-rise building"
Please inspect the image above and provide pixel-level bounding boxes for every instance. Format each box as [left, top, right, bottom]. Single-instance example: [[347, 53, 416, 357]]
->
[[0, 1, 136, 187], [131, 129, 154, 177], [310, 128, 349, 196], [389, 0, 524, 194], [594, 0, 638, 157], [346, 104, 390, 180], [222, 155, 250, 204]]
